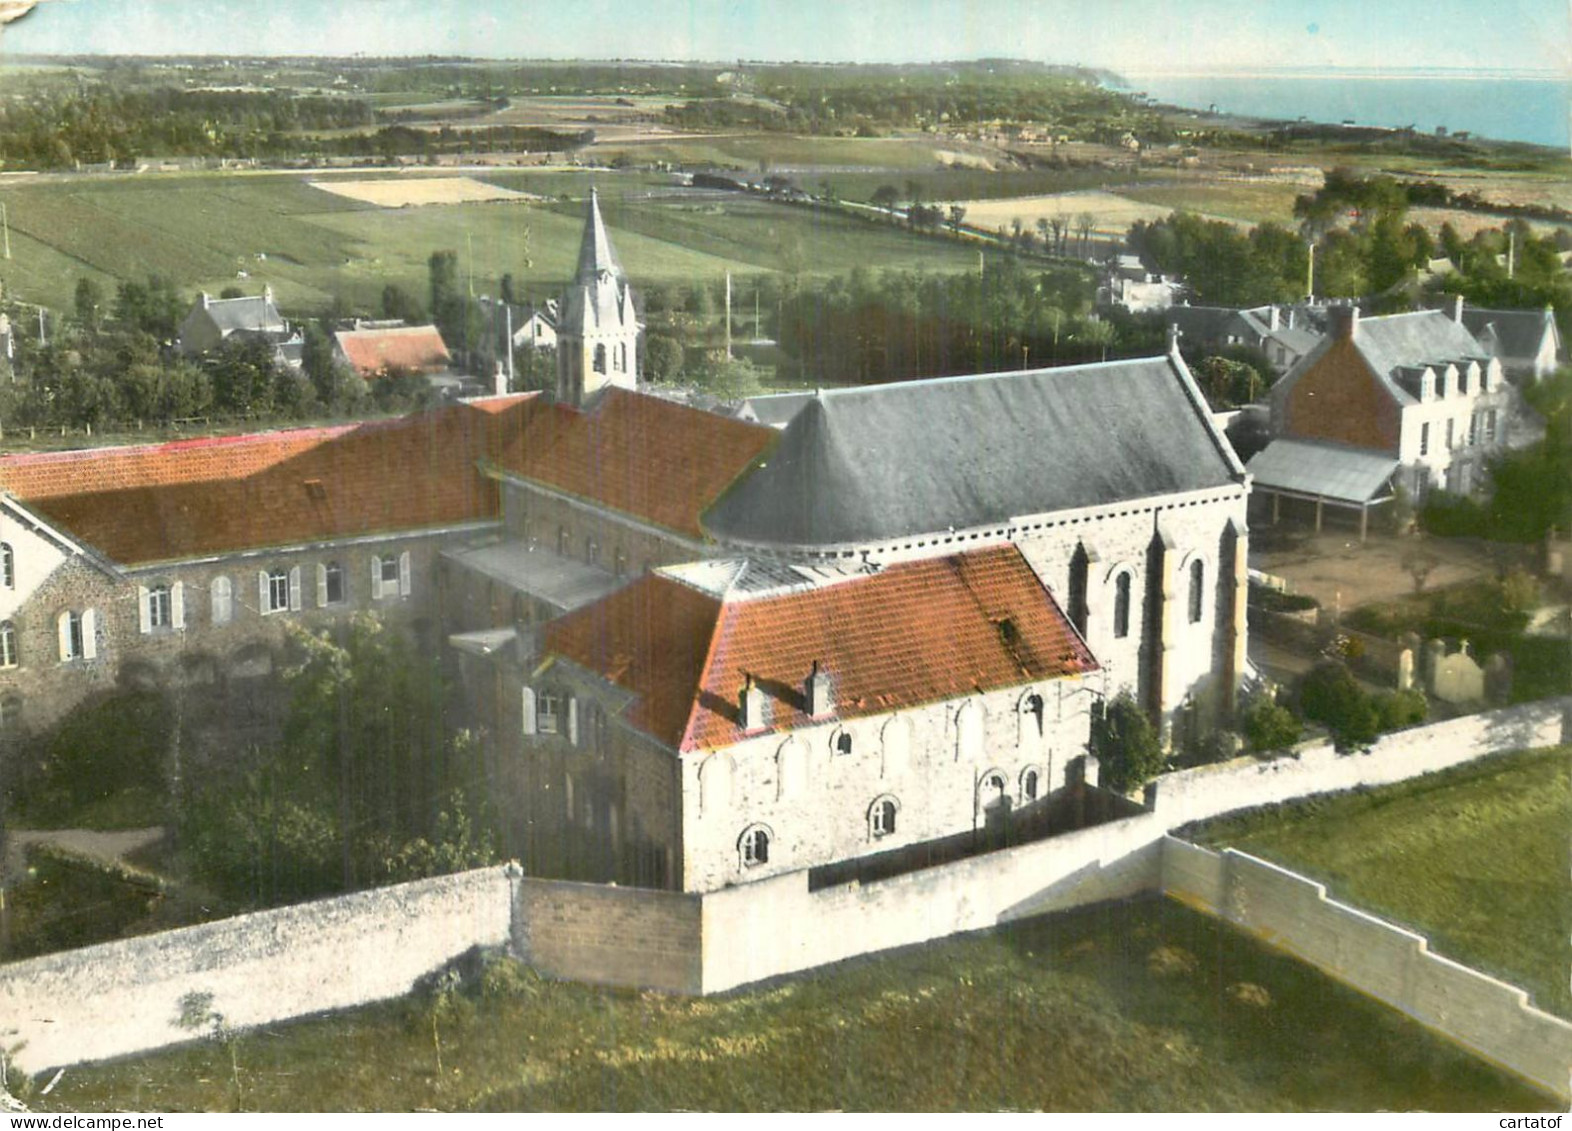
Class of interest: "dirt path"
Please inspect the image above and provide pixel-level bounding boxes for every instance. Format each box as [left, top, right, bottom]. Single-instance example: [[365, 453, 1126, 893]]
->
[[2, 827, 165, 883]]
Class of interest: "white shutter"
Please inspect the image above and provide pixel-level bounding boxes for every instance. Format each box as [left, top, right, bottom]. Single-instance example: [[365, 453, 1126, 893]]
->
[[371, 556, 383, 600], [521, 687, 537, 735], [138, 586, 151, 634], [57, 610, 70, 661], [81, 609, 97, 660], [316, 563, 328, 607], [565, 694, 579, 746], [171, 582, 185, 629], [258, 570, 269, 612], [398, 551, 412, 597], [212, 576, 232, 625], [289, 566, 303, 611]]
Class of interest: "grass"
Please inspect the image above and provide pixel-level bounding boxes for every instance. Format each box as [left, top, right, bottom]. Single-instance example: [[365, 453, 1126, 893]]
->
[[24, 898, 1553, 1112], [1190, 746, 1572, 1017], [1118, 181, 1306, 227], [0, 169, 985, 314]]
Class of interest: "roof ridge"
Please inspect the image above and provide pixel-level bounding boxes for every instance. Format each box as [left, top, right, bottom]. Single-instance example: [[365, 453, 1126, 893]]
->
[[813, 354, 1174, 398], [674, 575, 729, 753]]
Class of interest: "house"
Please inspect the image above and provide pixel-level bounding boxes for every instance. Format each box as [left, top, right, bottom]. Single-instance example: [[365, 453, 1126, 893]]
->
[[1254, 305, 1521, 536], [1165, 303, 1324, 377], [497, 547, 1100, 891], [0, 397, 533, 736], [1451, 298, 1563, 382], [177, 288, 290, 356], [332, 323, 452, 380], [478, 297, 558, 354]]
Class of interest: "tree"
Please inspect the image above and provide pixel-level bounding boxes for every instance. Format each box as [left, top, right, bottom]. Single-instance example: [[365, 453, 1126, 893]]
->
[[644, 334, 685, 383], [948, 204, 967, 234], [1296, 661, 1380, 752], [381, 283, 426, 324], [871, 184, 900, 216], [1090, 693, 1165, 793], [73, 277, 104, 331]]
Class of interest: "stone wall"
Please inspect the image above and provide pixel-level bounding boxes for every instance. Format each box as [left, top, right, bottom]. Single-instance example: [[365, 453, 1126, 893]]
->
[[1161, 837, 1572, 1103], [0, 866, 515, 1075], [681, 676, 1096, 893], [698, 808, 1165, 993], [513, 878, 701, 994]]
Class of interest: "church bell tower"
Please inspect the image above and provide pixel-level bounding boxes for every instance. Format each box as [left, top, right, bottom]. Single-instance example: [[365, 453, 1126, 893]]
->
[[556, 188, 642, 406]]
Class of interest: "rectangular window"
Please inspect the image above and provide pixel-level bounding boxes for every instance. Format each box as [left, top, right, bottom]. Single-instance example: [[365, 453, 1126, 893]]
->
[[211, 576, 233, 625], [322, 562, 345, 605], [1485, 409, 1498, 444], [1445, 419, 1455, 450], [268, 569, 290, 613], [1419, 422, 1429, 457], [538, 692, 560, 735], [1468, 412, 1479, 446], [148, 585, 172, 630], [60, 611, 83, 661], [379, 555, 399, 593]]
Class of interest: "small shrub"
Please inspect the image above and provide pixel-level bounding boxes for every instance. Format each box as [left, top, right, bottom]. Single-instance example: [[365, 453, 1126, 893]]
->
[[1248, 584, 1318, 613], [1375, 688, 1428, 731], [1241, 698, 1302, 754], [1498, 569, 1540, 617], [477, 953, 543, 1001], [1296, 661, 1381, 752], [1420, 491, 1489, 538]]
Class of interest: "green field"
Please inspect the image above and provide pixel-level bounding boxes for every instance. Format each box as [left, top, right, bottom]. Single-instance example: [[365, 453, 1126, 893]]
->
[[23, 899, 1551, 1113], [1119, 180, 1306, 227], [1192, 746, 1572, 1017], [0, 169, 987, 315]]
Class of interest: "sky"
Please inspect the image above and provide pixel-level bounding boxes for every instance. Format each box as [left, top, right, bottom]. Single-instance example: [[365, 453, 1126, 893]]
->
[[0, 0, 1567, 75]]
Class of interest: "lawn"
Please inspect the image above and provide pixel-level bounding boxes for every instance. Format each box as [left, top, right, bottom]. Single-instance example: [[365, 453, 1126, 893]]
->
[[22, 898, 1551, 1112], [1190, 745, 1572, 1017], [1119, 180, 1306, 227]]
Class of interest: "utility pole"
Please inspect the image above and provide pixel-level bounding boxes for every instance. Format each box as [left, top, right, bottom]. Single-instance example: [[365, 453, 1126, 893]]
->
[[1306, 239, 1316, 301], [1507, 229, 1516, 279], [724, 271, 732, 359], [2, 202, 10, 260], [505, 302, 515, 391]]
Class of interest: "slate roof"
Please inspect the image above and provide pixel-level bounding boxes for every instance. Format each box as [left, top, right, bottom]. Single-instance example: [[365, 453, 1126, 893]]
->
[[1459, 307, 1560, 365], [544, 545, 1097, 752], [334, 325, 451, 377], [575, 189, 624, 282], [192, 293, 285, 337], [489, 387, 777, 541], [0, 397, 536, 566], [1246, 439, 1398, 505], [704, 356, 1244, 549]]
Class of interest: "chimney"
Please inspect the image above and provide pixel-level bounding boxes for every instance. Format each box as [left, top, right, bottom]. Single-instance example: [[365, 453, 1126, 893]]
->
[[200, 292, 211, 310], [1165, 321, 1182, 356], [1450, 294, 1465, 323], [739, 674, 769, 733], [1286, 308, 1296, 329], [805, 660, 834, 718], [1328, 303, 1360, 341], [1267, 304, 1280, 331], [263, 284, 274, 306]]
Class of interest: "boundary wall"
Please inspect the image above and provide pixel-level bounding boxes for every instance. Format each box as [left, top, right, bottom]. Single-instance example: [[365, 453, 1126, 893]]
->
[[1161, 836, 1572, 1103], [1, 699, 1566, 1076]]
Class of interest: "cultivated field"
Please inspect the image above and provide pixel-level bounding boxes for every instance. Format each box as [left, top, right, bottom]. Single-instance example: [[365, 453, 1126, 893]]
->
[[947, 188, 1245, 238], [23, 899, 1549, 1112], [307, 176, 536, 207], [1192, 745, 1572, 1017], [0, 169, 984, 315]]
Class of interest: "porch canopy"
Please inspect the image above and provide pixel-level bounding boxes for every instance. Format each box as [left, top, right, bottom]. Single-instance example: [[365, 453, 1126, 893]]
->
[[1246, 438, 1399, 541]]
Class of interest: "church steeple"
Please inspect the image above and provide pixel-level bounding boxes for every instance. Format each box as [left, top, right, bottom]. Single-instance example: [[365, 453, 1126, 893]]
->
[[556, 187, 642, 407], [575, 188, 624, 284]]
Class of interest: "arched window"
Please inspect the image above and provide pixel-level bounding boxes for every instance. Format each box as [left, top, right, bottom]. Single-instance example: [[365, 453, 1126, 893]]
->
[[955, 699, 984, 761], [211, 576, 233, 625], [834, 729, 854, 756], [777, 737, 808, 801], [0, 621, 16, 668], [869, 796, 899, 839], [1188, 559, 1205, 624], [1022, 692, 1045, 737], [1, 542, 13, 589], [740, 825, 771, 868], [1113, 571, 1132, 639], [593, 344, 608, 374], [1021, 767, 1041, 802]]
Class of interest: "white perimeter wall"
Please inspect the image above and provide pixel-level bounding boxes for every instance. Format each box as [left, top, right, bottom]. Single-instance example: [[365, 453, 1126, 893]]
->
[[0, 866, 514, 1075], [1162, 836, 1572, 1103]]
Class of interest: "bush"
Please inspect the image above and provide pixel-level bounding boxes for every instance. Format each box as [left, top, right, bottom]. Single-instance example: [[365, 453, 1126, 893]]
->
[[1091, 693, 1166, 793], [1248, 583, 1318, 613], [15, 692, 172, 822], [1419, 490, 1489, 538], [1241, 697, 1303, 754], [1296, 661, 1381, 752], [1375, 688, 1428, 731]]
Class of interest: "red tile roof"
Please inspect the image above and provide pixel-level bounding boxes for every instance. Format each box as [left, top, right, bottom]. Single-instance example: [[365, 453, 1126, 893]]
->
[[0, 397, 537, 566], [545, 545, 1097, 752], [334, 325, 451, 378], [491, 387, 775, 540]]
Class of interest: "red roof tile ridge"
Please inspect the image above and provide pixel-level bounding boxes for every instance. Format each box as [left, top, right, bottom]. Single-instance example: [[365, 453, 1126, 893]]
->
[[0, 421, 359, 471], [676, 576, 733, 754]]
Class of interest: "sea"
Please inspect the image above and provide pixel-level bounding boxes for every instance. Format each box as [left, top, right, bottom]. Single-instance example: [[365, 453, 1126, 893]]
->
[[1116, 71, 1571, 151]]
